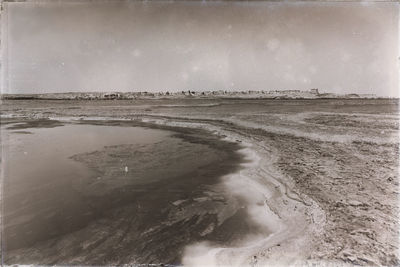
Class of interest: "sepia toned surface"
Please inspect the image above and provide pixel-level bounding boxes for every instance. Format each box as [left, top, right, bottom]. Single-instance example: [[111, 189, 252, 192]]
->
[[2, 1, 398, 97], [1, 98, 398, 266], [1, 0, 399, 266]]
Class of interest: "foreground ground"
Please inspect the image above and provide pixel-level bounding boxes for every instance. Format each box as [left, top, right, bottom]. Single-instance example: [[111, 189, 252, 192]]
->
[[1, 98, 399, 266]]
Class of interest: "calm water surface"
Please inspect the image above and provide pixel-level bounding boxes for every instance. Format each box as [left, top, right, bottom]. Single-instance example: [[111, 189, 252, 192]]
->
[[2, 121, 251, 265]]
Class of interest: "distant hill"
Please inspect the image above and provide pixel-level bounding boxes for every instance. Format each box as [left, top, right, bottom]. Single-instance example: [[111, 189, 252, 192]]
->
[[0, 89, 383, 100]]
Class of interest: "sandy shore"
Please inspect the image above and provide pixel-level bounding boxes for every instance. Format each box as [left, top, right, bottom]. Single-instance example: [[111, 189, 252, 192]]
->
[[1, 99, 399, 266]]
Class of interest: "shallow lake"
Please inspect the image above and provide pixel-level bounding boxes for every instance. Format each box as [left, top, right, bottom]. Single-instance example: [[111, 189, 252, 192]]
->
[[2, 120, 254, 265]]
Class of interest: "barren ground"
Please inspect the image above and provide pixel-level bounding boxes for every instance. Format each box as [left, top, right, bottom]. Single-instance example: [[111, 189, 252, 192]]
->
[[1, 98, 399, 266]]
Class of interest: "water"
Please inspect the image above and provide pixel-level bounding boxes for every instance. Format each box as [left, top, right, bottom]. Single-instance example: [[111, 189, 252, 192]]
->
[[2, 124, 170, 249], [1, 99, 398, 266], [1, 120, 251, 265]]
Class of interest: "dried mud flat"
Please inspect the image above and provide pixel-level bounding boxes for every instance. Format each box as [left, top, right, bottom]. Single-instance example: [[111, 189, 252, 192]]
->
[[1, 99, 399, 266]]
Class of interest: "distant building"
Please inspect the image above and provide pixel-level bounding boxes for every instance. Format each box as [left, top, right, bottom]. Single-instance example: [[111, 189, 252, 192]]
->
[[103, 93, 120, 99], [310, 88, 319, 95]]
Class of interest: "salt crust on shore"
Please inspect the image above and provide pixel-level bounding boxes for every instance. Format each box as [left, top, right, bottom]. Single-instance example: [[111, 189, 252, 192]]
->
[[30, 115, 327, 267], [1, 100, 398, 266]]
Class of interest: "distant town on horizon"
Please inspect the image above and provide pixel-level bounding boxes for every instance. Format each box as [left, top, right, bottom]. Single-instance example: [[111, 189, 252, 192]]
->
[[1, 88, 390, 100]]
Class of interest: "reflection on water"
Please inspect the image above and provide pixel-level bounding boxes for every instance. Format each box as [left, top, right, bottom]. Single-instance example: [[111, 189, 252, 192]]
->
[[4, 124, 170, 195], [3, 124, 170, 250], [2, 121, 255, 265]]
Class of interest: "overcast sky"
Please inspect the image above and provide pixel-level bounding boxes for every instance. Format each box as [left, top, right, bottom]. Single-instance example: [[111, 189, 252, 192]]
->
[[2, 1, 399, 96]]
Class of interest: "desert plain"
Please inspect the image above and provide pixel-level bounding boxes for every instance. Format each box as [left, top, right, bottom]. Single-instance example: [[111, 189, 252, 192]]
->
[[0, 98, 399, 266]]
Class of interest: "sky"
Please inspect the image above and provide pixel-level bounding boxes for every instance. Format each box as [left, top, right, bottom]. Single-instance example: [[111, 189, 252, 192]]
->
[[1, 1, 399, 96]]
